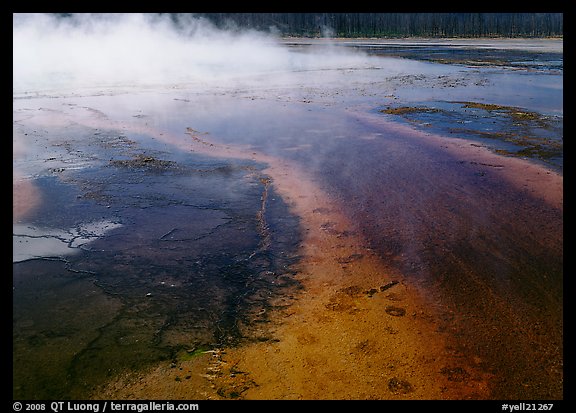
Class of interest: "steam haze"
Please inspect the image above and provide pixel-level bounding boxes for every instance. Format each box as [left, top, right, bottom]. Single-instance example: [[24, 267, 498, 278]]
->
[[13, 13, 374, 94]]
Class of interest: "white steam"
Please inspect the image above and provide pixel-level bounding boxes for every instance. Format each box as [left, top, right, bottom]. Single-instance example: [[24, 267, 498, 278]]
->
[[13, 13, 374, 94]]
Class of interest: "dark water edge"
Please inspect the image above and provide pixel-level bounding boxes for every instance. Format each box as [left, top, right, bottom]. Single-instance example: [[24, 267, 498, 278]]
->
[[13, 149, 302, 400], [360, 45, 563, 71], [286, 40, 563, 72]]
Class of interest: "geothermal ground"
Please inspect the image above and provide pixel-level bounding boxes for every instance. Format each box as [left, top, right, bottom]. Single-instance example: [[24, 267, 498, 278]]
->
[[13, 37, 562, 401]]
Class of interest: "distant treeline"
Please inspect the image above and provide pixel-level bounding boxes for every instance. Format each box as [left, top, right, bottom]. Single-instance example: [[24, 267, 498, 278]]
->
[[191, 13, 563, 38]]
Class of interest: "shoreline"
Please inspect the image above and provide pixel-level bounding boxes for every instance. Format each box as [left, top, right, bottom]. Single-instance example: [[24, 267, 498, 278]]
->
[[280, 37, 563, 53]]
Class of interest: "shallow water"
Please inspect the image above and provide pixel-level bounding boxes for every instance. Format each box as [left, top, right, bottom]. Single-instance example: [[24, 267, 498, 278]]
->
[[13, 106, 303, 398], [13, 41, 563, 399], [377, 100, 563, 171]]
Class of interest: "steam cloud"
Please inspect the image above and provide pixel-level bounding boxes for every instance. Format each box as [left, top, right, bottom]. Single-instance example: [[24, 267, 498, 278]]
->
[[13, 13, 374, 94]]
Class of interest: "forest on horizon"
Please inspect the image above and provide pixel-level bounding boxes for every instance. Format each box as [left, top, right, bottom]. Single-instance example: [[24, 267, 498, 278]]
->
[[51, 13, 563, 39], [191, 13, 563, 38]]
